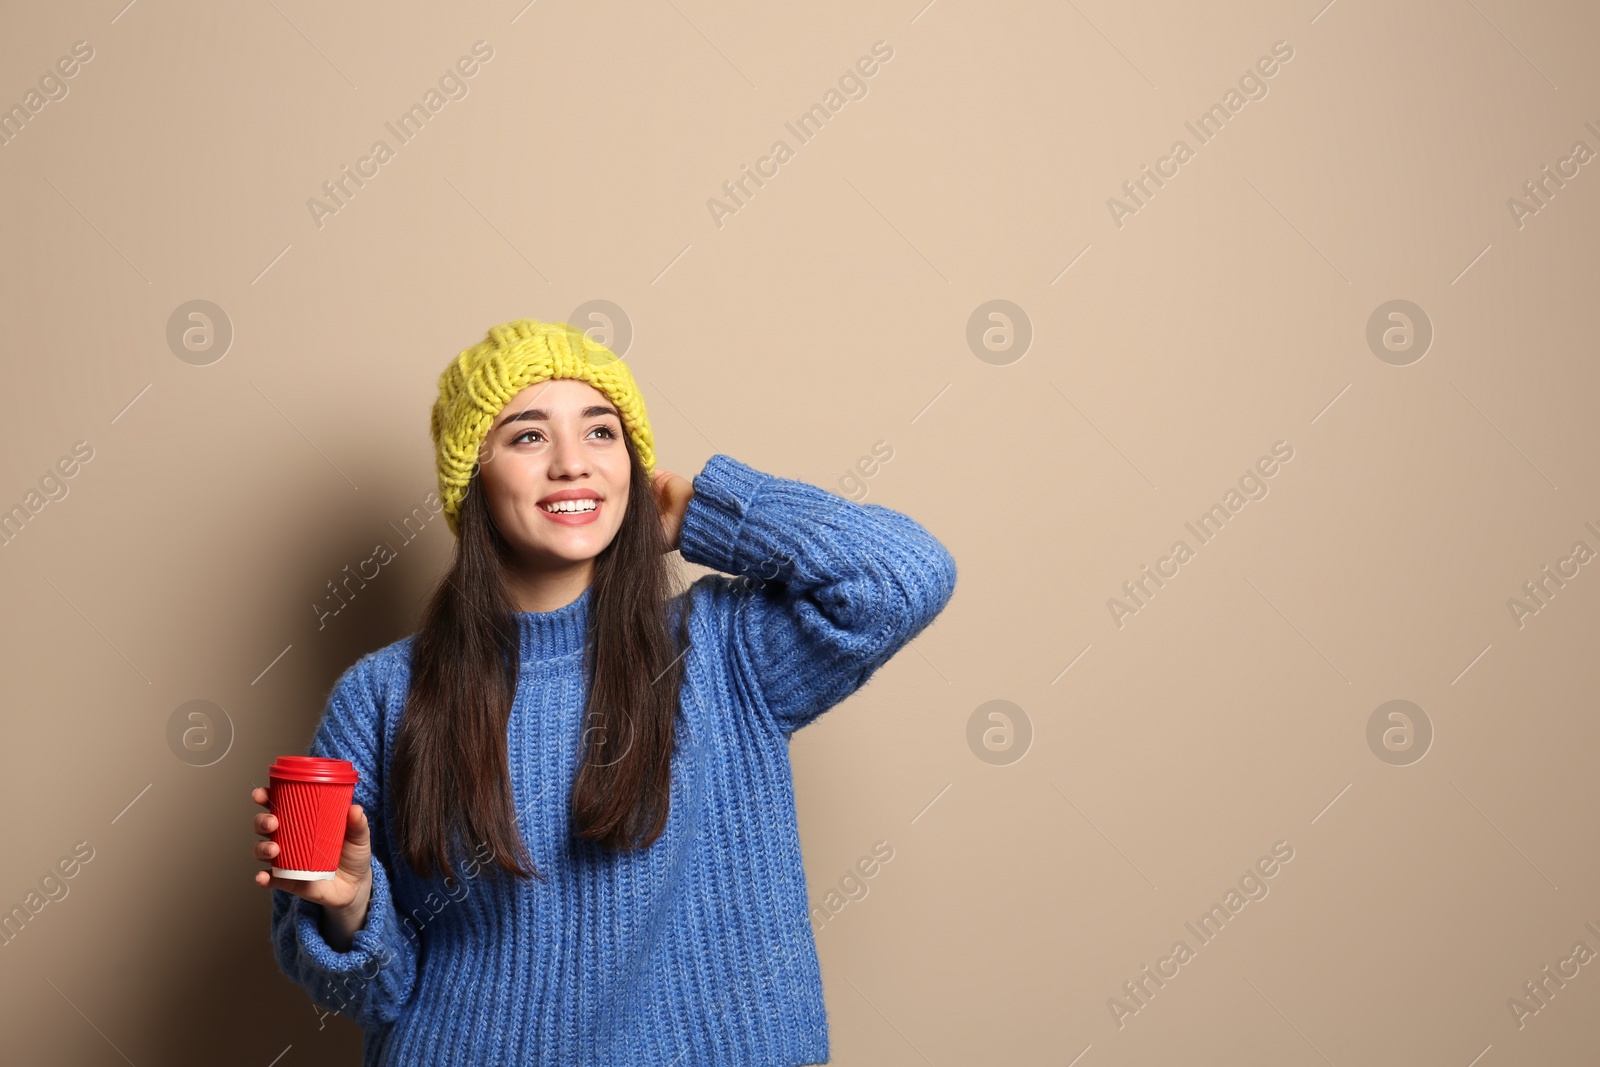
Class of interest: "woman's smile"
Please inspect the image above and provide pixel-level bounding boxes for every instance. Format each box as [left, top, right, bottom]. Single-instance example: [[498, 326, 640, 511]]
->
[[537, 487, 604, 526], [538, 499, 602, 525]]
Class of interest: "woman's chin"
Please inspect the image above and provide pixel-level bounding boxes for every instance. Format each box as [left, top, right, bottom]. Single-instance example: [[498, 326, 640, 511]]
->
[[513, 532, 612, 565]]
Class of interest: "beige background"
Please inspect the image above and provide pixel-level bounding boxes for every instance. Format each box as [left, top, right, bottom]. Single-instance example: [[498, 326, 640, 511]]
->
[[1, 0, 1596, 1063]]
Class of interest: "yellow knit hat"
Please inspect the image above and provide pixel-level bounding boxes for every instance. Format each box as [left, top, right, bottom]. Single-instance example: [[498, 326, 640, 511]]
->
[[431, 318, 655, 536]]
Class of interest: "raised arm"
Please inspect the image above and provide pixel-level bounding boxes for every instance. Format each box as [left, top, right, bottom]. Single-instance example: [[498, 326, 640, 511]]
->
[[677, 453, 958, 736], [269, 653, 419, 1030]]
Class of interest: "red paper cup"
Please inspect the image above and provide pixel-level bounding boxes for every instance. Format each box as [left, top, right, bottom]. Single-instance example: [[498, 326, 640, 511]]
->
[[268, 756, 359, 881]]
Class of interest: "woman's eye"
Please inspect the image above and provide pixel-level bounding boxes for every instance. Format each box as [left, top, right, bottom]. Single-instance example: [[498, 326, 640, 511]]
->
[[511, 426, 617, 445]]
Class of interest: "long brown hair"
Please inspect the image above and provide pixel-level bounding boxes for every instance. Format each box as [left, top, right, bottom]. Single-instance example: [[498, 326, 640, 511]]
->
[[389, 433, 691, 885]]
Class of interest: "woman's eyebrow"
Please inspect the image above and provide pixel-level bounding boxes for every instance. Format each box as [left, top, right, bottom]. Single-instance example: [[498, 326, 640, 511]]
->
[[497, 404, 621, 429]]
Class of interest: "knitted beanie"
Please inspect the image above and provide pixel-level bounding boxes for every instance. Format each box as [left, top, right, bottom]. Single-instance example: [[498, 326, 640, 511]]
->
[[431, 318, 655, 536]]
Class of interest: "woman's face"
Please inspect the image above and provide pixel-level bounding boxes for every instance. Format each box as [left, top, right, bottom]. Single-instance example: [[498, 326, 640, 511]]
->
[[474, 378, 631, 570]]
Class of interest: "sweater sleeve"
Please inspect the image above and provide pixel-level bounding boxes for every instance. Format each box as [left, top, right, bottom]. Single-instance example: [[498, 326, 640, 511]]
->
[[268, 652, 419, 1030], [677, 453, 958, 736]]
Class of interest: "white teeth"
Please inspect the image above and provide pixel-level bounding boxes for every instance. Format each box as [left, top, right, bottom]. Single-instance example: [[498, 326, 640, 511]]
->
[[542, 499, 598, 513]]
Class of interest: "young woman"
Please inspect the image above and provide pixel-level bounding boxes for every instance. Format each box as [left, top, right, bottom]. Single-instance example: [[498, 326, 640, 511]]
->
[[251, 318, 958, 1065]]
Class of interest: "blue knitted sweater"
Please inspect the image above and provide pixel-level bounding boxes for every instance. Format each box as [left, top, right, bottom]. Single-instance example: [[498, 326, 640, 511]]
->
[[269, 454, 958, 1065]]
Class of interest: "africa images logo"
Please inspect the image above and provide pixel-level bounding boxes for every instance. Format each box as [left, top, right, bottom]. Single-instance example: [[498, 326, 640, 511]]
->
[[1105, 40, 1295, 229]]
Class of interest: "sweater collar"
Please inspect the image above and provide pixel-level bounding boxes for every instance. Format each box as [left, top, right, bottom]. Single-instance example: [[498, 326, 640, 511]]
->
[[514, 584, 592, 662]]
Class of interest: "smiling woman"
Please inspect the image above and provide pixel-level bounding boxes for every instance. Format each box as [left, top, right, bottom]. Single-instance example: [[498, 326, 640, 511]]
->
[[259, 317, 958, 1066]]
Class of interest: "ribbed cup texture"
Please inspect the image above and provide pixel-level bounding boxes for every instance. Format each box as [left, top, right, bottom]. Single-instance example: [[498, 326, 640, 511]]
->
[[269, 778, 354, 872], [267, 453, 958, 1065]]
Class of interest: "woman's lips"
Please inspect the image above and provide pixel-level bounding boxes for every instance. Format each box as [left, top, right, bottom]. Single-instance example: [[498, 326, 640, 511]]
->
[[539, 500, 602, 526]]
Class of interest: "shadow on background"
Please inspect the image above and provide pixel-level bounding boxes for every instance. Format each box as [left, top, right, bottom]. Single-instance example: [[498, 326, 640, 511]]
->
[[143, 470, 449, 1065]]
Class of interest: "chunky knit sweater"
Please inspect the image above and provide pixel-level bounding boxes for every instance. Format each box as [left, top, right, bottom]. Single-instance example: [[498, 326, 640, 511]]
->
[[269, 453, 958, 1066]]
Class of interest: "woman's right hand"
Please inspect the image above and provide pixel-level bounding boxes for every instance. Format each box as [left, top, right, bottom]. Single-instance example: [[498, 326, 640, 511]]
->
[[252, 786, 374, 947]]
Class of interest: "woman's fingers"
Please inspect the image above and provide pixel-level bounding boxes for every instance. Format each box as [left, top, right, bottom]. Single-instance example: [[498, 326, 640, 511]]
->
[[251, 786, 294, 891], [255, 869, 310, 894], [252, 788, 276, 831], [250, 788, 367, 910], [650, 469, 691, 552]]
